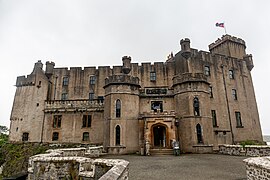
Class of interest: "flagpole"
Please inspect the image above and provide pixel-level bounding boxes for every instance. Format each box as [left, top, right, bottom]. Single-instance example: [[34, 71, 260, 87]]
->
[[224, 22, 227, 34]]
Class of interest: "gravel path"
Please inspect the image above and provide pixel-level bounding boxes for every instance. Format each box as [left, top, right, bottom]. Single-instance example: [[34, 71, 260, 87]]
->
[[103, 154, 247, 180]]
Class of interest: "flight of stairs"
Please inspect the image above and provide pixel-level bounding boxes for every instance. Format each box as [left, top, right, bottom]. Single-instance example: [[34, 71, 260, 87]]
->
[[150, 148, 174, 155]]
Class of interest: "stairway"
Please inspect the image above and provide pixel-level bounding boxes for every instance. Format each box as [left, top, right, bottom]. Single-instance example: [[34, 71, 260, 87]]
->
[[150, 148, 174, 155]]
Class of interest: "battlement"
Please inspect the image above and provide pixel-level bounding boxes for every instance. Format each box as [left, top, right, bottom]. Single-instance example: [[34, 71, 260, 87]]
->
[[104, 74, 140, 88], [16, 75, 36, 87], [209, 34, 246, 50]]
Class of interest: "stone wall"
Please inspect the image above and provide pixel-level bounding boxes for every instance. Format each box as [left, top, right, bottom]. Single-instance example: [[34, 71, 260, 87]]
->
[[243, 157, 270, 180], [28, 147, 129, 179], [219, 145, 270, 156]]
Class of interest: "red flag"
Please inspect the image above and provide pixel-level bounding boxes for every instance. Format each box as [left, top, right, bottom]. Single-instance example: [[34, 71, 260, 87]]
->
[[216, 22, 224, 28]]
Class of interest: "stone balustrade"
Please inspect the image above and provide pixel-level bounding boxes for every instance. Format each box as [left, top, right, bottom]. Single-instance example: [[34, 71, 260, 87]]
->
[[28, 146, 129, 179], [45, 99, 104, 112]]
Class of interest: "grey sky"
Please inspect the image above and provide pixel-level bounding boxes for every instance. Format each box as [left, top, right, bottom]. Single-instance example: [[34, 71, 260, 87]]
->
[[0, 0, 269, 134]]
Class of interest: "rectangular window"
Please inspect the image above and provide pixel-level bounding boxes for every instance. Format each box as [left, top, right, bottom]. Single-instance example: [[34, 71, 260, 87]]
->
[[150, 72, 156, 81], [61, 93, 68, 100], [98, 96, 104, 103], [82, 115, 91, 127], [53, 115, 62, 128], [211, 110, 218, 127], [204, 66, 210, 76], [89, 76, 96, 85], [209, 86, 213, 98], [151, 101, 163, 112], [52, 132, 59, 141], [83, 132, 89, 141], [232, 89, 237, 100], [89, 92, 94, 101], [63, 77, 69, 86], [229, 70, 234, 79], [235, 112, 243, 127], [22, 132, 29, 141]]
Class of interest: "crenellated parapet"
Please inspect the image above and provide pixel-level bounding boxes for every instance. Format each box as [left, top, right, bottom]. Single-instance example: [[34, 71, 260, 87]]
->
[[104, 74, 140, 88], [172, 73, 209, 86], [209, 34, 246, 50], [16, 75, 36, 87]]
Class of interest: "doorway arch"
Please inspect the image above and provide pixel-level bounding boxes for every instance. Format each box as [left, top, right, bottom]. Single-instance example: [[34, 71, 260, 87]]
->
[[152, 124, 167, 148]]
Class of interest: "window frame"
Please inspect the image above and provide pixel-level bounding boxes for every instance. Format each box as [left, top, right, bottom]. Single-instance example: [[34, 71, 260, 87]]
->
[[209, 86, 213, 98], [52, 132, 59, 141], [150, 72, 156, 81], [82, 115, 92, 128], [235, 111, 243, 128], [116, 99, 121, 118], [53, 115, 62, 128], [232, 89, 237, 100], [211, 110, 218, 127], [229, 70, 234, 79], [204, 66, 210, 76], [115, 125, 121, 146], [61, 93, 68, 100], [82, 132, 90, 141], [89, 76, 96, 85], [151, 101, 163, 112], [22, 132, 29, 141], [62, 77, 69, 86], [89, 92, 95, 101], [196, 124, 203, 144]]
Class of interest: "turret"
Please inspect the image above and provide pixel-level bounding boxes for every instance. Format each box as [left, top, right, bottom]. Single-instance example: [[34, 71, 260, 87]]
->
[[45, 61, 55, 78], [180, 38, 191, 59], [122, 56, 131, 74], [244, 54, 254, 71], [32, 60, 43, 74]]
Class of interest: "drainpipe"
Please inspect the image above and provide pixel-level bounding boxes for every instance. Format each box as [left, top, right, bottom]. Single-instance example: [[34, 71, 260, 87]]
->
[[221, 65, 235, 144]]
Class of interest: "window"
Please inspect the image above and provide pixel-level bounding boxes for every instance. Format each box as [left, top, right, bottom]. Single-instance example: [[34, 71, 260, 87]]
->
[[150, 72, 156, 81], [82, 115, 92, 127], [151, 101, 163, 112], [209, 86, 213, 98], [89, 92, 94, 101], [61, 93, 68, 100], [193, 97, 200, 116], [52, 132, 59, 141], [82, 132, 89, 141], [62, 77, 69, 86], [204, 66, 210, 76], [229, 70, 234, 79], [115, 125, 120, 146], [196, 124, 203, 144], [116, 99, 121, 118], [89, 76, 96, 85], [235, 112, 243, 127], [53, 115, 62, 128], [211, 110, 218, 127], [98, 96, 104, 103], [232, 89, 237, 100], [22, 132, 29, 141]]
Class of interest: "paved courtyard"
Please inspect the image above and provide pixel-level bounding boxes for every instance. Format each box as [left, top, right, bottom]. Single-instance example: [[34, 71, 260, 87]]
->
[[104, 154, 247, 180]]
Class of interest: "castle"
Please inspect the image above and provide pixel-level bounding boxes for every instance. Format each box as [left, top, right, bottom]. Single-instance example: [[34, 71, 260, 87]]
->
[[9, 35, 263, 154]]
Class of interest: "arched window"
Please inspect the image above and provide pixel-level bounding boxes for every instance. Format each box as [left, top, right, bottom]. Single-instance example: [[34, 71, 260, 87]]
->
[[193, 97, 200, 116], [196, 124, 203, 144], [116, 99, 121, 118], [115, 125, 121, 146]]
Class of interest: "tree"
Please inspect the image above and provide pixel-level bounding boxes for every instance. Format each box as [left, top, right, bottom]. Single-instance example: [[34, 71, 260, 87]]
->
[[0, 125, 8, 135]]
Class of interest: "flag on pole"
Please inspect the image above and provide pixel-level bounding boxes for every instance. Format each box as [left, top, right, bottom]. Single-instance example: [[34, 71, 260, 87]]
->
[[216, 22, 224, 28]]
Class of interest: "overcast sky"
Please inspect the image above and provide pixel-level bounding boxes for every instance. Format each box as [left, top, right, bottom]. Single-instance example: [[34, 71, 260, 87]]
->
[[0, 0, 270, 135]]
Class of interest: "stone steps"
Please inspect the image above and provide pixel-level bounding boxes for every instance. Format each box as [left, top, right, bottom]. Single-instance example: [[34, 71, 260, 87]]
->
[[150, 148, 174, 156]]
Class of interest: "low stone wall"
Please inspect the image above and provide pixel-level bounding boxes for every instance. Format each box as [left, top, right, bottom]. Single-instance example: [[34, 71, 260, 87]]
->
[[192, 145, 213, 153], [243, 156, 270, 179], [28, 147, 129, 179], [219, 145, 270, 157]]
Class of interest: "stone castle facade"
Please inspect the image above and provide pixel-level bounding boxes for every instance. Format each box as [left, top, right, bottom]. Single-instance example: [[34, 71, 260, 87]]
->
[[9, 35, 263, 154]]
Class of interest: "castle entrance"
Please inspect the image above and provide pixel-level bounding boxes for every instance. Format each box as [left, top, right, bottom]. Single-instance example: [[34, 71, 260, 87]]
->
[[153, 125, 166, 148]]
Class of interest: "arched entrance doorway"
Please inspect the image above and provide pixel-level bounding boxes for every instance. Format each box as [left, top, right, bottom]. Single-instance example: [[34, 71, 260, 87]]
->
[[153, 124, 167, 148]]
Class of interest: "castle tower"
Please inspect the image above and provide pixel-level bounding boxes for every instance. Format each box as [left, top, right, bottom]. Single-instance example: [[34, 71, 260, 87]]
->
[[103, 56, 141, 154], [9, 60, 50, 142], [209, 34, 246, 59]]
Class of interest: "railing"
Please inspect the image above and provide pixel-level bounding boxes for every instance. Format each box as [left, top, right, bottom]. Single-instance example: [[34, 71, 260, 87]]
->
[[45, 99, 104, 112]]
